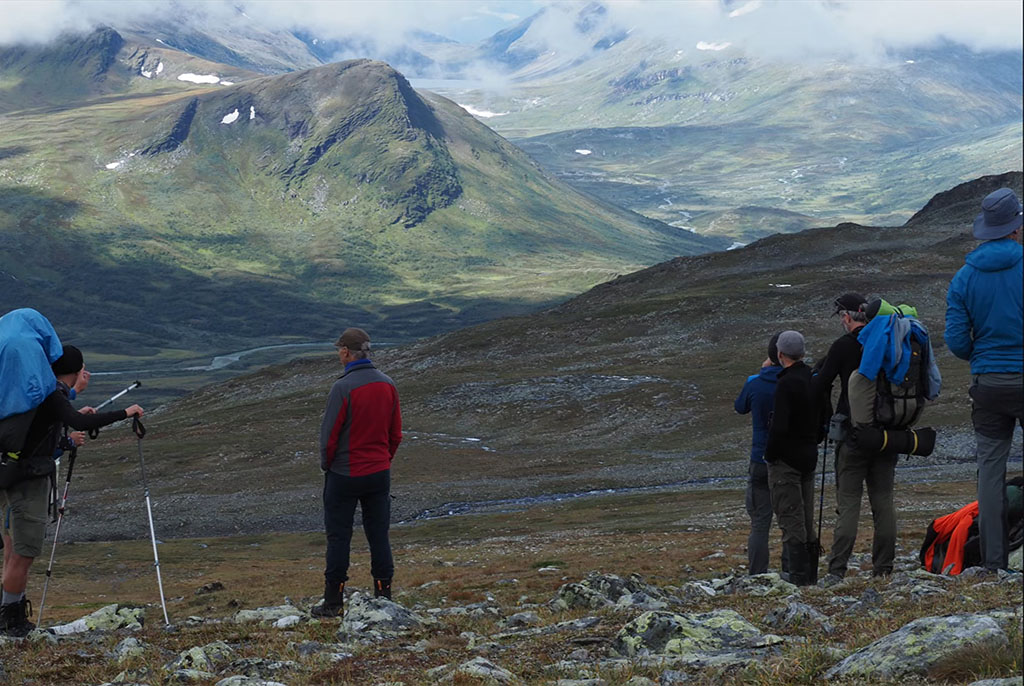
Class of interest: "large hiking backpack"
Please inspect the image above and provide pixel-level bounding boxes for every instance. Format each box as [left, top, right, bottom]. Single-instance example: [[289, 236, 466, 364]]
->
[[874, 337, 926, 430], [919, 477, 1024, 574]]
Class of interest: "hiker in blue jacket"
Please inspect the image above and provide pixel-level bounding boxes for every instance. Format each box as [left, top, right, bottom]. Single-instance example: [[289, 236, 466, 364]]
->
[[946, 187, 1024, 572], [735, 333, 782, 575]]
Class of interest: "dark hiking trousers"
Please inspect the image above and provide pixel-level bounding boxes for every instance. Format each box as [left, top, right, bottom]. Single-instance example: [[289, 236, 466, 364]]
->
[[767, 460, 814, 545], [971, 373, 1024, 570], [323, 468, 393, 584], [827, 440, 897, 578], [746, 461, 774, 574]]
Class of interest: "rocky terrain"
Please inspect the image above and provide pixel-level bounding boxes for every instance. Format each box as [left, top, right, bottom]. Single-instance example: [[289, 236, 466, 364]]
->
[[2, 553, 1021, 685]]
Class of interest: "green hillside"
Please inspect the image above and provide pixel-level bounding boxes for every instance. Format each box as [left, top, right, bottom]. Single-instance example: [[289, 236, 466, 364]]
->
[[64, 172, 1022, 540], [0, 32, 723, 355]]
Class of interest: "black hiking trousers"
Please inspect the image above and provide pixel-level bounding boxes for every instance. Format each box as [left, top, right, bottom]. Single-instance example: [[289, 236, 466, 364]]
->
[[323, 468, 393, 585]]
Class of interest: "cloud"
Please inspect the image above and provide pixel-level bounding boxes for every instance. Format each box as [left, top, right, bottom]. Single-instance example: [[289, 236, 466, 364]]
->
[[0, 0, 1019, 60]]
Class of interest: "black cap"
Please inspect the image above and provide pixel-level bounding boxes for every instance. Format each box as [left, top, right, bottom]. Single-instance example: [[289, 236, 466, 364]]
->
[[51, 345, 84, 376], [832, 292, 866, 316]]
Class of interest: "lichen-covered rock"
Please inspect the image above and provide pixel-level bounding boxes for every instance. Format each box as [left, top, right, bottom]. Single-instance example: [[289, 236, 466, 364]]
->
[[113, 636, 147, 663], [222, 657, 299, 679], [273, 615, 302, 628], [215, 677, 287, 686], [762, 601, 833, 634], [554, 679, 606, 686], [49, 604, 144, 635], [234, 605, 303, 624], [552, 573, 673, 611], [677, 581, 717, 603], [454, 656, 519, 685], [341, 593, 434, 635], [110, 665, 153, 683], [1008, 546, 1023, 572], [169, 640, 234, 671], [500, 611, 541, 629], [165, 668, 217, 684], [967, 677, 1023, 686], [611, 609, 783, 657], [824, 614, 1009, 680], [721, 573, 797, 597]]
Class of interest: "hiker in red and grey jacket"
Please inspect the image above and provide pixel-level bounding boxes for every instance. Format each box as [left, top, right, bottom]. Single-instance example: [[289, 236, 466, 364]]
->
[[312, 328, 402, 617]]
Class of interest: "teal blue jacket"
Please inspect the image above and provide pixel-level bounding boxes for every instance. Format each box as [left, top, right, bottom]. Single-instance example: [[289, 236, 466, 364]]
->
[[945, 238, 1023, 374]]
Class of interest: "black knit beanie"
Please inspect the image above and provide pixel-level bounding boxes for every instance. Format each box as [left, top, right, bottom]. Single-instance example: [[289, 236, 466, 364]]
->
[[51, 345, 84, 376]]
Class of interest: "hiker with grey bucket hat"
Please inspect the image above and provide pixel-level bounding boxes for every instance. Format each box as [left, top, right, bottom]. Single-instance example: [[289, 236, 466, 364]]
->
[[764, 331, 822, 586], [945, 187, 1024, 572]]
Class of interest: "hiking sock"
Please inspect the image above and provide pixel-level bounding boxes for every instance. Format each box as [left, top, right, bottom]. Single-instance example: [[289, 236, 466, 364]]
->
[[2, 589, 25, 605]]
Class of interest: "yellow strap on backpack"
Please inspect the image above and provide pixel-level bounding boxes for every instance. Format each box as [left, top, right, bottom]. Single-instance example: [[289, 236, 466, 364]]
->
[[880, 430, 889, 452]]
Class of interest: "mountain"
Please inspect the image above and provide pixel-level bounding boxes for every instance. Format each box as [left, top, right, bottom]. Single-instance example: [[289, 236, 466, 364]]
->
[[0, 30, 723, 357], [0, 27, 260, 114], [423, 6, 1023, 235], [67, 172, 1022, 540]]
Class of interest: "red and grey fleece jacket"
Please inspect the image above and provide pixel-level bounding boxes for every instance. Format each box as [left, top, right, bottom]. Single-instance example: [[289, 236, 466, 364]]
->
[[319, 360, 402, 477]]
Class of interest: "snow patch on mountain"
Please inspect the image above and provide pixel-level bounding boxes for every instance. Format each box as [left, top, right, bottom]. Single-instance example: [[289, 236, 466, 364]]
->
[[575, 149, 592, 155], [178, 73, 221, 84], [697, 41, 731, 51], [156, 61, 164, 74], [249, 106, 256, 120], [140, 69, 152, 78], [221, 109, 240, 124]]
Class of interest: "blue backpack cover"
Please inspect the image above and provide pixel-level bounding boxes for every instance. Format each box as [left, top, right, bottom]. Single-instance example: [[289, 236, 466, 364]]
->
[[0, 308, 63, 420]]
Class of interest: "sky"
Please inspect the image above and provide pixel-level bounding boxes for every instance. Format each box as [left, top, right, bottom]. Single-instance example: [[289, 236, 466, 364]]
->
[[1, 0, 1021, 58]]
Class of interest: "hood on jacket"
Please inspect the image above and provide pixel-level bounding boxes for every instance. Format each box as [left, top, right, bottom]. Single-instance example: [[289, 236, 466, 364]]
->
[[966, 239, 1024, 273], [0, 308, 63, 419], [758, 365, 782, 383]]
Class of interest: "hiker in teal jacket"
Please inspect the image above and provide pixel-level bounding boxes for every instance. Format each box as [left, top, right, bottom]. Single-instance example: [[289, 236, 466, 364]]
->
[[945, 187, 1024, 571]]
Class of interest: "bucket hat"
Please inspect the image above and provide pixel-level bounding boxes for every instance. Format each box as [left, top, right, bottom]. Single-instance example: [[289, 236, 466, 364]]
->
[[973, 188, 1023, 240]]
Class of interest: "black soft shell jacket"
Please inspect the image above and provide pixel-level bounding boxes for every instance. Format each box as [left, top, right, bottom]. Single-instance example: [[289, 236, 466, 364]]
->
[[21, 384, 128, 459], [765, 361, 820, 473]]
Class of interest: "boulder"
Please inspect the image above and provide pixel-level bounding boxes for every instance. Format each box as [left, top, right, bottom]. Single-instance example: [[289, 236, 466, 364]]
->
[[762, 601, 833, 634], [430, 657, 519, 685], [1008, 546, 1023, 572], [222, 657, 298, 679], [967, 678, 1023, 686], [168, 640, 234, 672], [341, 593, 434, 635], [234, 605, 303, 624], [611, 609, 783, 657], [721, 573, 797, 597], [552, 573, 673, 611], [215, 678, 287, 686], [455, 656, 519, 685], [48, 604, 144, 635], [166, 669, 217, 684], [113, 637, 147, 663], [500, 611, 541, 629], [824, 614, 1009, 680]]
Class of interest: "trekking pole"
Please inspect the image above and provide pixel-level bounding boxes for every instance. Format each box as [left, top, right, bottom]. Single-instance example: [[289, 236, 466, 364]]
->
[[88, 381, 142, 439], [133, 416, 170, 626], [94, 381, 142, 411], [37, 446, 78, 625], [817, 437, 828, 555]]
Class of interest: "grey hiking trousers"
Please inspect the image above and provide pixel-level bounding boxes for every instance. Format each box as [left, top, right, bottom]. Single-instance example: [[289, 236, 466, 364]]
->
[[827, 440, 897, 578], [972, 373, 1024, 570], [745, 461, 774, 575]]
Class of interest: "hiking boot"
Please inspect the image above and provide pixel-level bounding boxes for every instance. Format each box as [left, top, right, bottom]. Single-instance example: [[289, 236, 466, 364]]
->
[[310, 581, 344, 618], [373, 578, 392, 600], [0, 598, 36, 637], [785, 541, 810, 586]]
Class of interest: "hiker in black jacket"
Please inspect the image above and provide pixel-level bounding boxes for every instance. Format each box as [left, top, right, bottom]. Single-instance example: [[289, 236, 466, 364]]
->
[[765, 331, 820, 586], [1, 345, 143, 637], [816, 292, 899, 583]]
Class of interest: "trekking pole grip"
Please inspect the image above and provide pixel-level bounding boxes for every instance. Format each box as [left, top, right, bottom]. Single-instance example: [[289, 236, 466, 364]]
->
[[132, 416, 146, 439]]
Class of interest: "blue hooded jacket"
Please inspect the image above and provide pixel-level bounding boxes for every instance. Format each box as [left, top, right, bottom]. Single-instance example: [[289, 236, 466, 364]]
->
[[946, 238, 1024, 374], [858, 313, 941, 400], [734, 365, 781, 464], [0, 308, 63, 420]]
